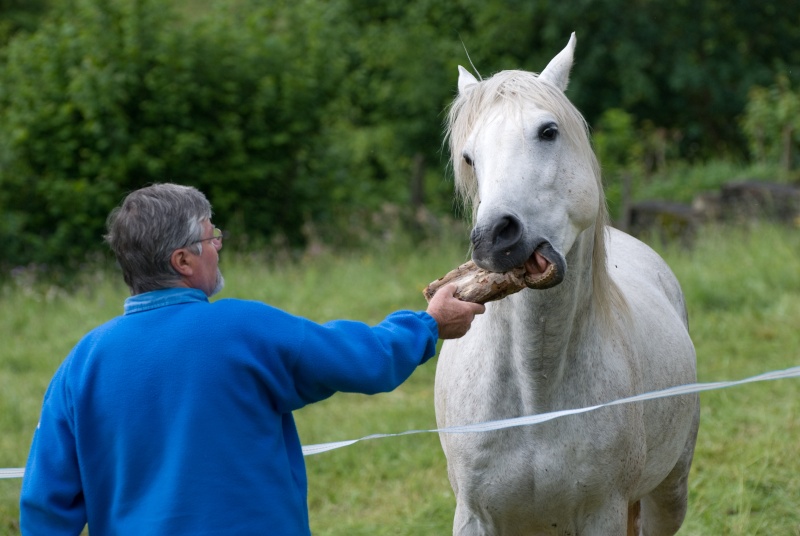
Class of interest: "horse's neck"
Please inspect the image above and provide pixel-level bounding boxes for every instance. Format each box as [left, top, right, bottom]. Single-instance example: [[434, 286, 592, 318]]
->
[[495, 228, 597, 406]]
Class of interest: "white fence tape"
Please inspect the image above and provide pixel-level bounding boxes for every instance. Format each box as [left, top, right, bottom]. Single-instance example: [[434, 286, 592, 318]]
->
[[2, 365, 800, 478], [0, 468, 25, 480], [301, 365, 800, 456]]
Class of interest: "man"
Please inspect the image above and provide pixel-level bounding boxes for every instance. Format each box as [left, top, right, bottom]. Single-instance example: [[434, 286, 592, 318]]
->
[[20, 183, 484, 535]]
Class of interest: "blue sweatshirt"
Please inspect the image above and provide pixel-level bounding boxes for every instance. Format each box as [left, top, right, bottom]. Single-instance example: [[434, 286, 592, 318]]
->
[[20, 288, 439, 535]]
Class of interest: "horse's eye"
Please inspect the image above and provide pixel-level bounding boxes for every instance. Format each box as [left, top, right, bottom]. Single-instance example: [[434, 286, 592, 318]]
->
[[539, 124, 559, 141], [463, 152, 474, 167]]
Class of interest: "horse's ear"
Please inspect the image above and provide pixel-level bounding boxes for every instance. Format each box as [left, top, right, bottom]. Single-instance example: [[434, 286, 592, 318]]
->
[[458, 65, 479, 94], [539, 32, 577, 92]]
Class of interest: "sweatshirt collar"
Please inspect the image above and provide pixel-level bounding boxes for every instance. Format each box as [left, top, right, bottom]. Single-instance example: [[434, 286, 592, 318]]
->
[[124, 287, 209, 315]]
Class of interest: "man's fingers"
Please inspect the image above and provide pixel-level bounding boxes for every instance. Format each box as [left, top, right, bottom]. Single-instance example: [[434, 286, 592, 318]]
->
[[425, 282, 486, 340]]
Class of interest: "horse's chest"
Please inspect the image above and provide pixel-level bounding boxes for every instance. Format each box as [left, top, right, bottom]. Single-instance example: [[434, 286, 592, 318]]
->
[[449, 407, 644, 519]]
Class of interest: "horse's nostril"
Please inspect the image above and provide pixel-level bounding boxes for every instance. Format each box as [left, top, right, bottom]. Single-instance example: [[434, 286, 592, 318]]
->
[[470, 215, 526, 271], [497, 220, 517, 241], [492, 215, 522, 248]]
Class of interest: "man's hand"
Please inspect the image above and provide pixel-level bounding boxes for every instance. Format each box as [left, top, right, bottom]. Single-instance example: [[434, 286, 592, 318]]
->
[[426, 283, 486, 339]]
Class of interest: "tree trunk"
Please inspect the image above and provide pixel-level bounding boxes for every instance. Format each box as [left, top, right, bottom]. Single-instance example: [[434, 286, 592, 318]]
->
[[781, 124, 793, 171]]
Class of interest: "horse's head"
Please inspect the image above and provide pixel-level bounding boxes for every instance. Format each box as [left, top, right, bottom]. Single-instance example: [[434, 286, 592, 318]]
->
[[448, 33, 605, 290]]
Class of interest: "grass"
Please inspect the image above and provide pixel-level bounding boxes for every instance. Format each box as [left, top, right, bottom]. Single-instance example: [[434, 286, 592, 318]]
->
[[654, 224, 800, 535], [637, 160, 796, 205], [605, 159, 798, 221], [1, 222, 799, 535]]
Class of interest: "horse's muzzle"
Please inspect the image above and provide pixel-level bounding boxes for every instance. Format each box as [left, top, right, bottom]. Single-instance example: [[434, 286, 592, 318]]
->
[[471, 216, 566, 288]]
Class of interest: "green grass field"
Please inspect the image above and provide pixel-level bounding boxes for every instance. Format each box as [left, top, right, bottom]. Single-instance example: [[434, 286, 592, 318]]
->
[[1, 223, 799, 535]]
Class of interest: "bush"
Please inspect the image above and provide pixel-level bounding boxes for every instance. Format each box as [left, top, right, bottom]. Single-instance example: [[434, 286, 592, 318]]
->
[[0, 0, 50, 45], [0, 0, 349, 271], [741, 73, 800, 172], [592, 108, 644, 219]]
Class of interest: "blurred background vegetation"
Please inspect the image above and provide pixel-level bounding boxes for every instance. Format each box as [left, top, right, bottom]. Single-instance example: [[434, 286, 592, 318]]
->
[[1, 0, 799, 275]]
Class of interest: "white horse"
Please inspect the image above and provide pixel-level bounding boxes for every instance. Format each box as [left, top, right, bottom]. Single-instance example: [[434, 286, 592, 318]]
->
[[434, 34, 699, 536]]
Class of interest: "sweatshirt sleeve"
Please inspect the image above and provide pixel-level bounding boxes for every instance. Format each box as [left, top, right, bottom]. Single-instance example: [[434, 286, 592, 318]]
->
[[274, 309, 438, 412], [20, 361, 87, 535]]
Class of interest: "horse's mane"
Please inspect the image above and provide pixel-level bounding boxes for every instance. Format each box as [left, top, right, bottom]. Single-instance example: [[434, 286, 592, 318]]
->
[[445, 69, 625, 321]]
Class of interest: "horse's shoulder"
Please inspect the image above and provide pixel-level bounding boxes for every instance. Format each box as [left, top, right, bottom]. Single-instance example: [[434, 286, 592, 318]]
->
[[606, 227, 675, 281], [604, 226, 688, 322]]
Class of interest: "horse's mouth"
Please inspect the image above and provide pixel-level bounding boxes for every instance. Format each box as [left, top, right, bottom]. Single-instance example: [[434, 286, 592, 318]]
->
[[522, 243, 563, 289]]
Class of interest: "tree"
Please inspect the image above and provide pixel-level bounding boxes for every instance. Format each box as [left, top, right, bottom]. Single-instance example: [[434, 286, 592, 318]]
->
[[524, 0, 800, 158], [0, 0, 349, 269], [741, 74, 800, 171], [0, 0, 50, 45]]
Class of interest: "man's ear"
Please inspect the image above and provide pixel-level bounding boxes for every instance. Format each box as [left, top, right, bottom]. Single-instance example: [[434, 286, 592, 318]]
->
[[170, 248, 195, 277]]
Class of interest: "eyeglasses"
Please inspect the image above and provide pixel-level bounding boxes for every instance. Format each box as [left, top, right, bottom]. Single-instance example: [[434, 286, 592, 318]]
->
[[191, 227, 224, 246]]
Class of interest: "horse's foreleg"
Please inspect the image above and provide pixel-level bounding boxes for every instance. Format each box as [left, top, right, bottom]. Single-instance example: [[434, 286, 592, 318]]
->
[[451, 501, 491, 536], [627, 500, 641, 536], [576, 498, 630, 536], [639, 402, 699, 536]]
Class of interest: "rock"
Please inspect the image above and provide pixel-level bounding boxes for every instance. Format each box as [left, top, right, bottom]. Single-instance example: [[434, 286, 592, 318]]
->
[[719, 181, 800, 223], [626, 200, 697, 245]]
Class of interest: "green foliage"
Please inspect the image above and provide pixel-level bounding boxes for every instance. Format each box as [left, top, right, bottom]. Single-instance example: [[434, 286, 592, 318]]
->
[[593, 108, 644, 218], [661, 223, 800, 313], [1, 0, 799, 272], [534, 0, 800, 158], [741, 73, 800, 171], [312, 0, 543, 218], [0, 0, 50, 45], [0, 0, 350, 269], [601, 157, 787, 223], [594, 109, 644, 172], [636, 160, 788, 206]]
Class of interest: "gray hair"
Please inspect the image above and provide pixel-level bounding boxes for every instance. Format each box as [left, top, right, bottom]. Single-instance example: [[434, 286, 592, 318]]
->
[[105, 183, 212, 295]]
